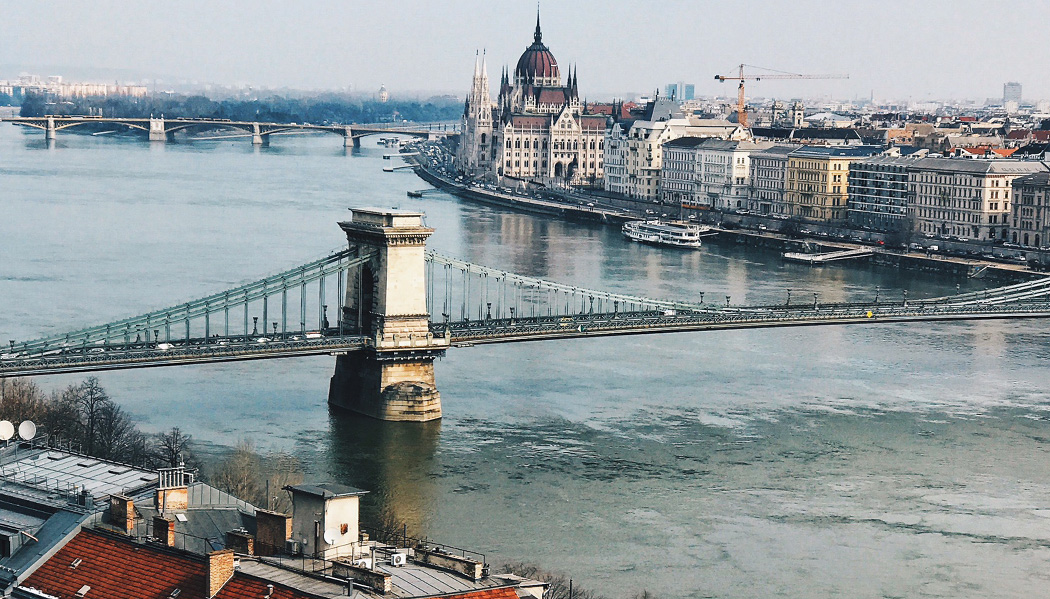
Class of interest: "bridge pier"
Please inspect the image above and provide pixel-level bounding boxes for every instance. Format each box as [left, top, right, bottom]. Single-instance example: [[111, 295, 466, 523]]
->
[[148, 118, 169, 142], [328, 208, 447, 422], [45, 118, 56, 141], [252, 123, 269, 146]]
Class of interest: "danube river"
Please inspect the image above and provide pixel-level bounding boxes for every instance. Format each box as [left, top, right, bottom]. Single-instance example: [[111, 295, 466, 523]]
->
[[3, 126, 1050, 598]]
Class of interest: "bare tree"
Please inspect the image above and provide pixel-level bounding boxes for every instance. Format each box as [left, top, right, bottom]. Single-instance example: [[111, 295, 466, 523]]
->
[[0, 378, 47, 423], [152, 427, 198, 469], [211, 440, 263, 504], [73, 377, 109, 455], [92, 401, 146, 463]]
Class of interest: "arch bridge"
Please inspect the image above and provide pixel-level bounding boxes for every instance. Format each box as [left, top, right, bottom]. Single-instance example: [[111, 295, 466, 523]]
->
[[2, 209, 1050, 422], [0, 116, 456, 147]]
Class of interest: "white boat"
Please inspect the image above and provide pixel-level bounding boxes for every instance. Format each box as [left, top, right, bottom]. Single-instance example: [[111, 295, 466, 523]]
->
[[622, 220, 705, 249]]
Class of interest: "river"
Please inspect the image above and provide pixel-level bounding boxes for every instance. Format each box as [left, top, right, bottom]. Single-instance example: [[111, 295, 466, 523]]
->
[[3, 126, 1050, 598]]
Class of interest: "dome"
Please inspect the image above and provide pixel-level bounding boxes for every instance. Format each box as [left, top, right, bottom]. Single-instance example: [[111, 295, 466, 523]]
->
[[514, 15, 560, 83]]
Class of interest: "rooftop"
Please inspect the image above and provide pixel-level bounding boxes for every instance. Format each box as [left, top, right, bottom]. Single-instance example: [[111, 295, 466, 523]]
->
[[285, 483, 368, 499]]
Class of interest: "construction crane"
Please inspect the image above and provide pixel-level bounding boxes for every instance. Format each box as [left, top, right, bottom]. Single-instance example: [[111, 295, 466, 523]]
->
[[714, 64, 848, 128]]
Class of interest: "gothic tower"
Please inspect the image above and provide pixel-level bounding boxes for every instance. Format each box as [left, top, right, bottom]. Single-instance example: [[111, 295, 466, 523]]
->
[[456, 51, 493, 176]]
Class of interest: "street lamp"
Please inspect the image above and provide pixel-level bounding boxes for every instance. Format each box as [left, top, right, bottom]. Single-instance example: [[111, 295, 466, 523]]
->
[[725, 295, 731, 307], [786, 289, 791, 306], [813, 293, 818, 309], [252, 317, 259, 336]]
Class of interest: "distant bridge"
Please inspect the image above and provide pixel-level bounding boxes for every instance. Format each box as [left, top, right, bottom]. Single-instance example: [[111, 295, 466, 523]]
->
[[0, 116, 457, 147], [3, 209, 1049, 421]]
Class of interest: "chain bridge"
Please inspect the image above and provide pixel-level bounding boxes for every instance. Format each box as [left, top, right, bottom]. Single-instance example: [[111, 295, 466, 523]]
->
[[3, 209, 1050, 421], [1, 116, 455, 147]]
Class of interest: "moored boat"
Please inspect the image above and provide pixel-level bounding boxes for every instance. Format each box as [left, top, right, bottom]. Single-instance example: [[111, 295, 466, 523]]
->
[[622, 219, 706, 249]]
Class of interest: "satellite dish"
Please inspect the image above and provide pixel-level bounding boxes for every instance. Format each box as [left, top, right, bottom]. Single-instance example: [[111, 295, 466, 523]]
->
[[0, 421, 13, 441], [18, 421, 36, 441], [323, 529, 338, 545]]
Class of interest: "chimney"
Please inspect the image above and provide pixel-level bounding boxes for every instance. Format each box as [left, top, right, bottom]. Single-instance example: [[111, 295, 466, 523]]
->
[[207, 549, 235, 598], [107, 494, 134, 535], [155, 466, 189, 512], [153, 515, 175, 547], [253, 509, 292, 556], [225, 529, 254, 556]]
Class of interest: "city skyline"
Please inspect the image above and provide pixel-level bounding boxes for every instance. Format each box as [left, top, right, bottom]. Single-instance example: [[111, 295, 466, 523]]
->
[[2, 0, 1048, 102]]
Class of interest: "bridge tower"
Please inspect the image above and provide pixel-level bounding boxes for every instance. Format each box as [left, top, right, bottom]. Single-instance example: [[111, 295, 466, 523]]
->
[[328, 208, 448, 421]]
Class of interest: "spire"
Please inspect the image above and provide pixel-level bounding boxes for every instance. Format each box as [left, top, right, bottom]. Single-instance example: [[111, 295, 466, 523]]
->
[[481, 49, 487, 78], [473, 50, 480, 78], [534, 6, 542, 44]]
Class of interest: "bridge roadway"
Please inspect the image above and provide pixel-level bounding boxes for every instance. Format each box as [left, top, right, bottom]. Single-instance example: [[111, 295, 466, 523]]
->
[[439, 301, 1050, 345], [5, 300, 1050, 377], [0, 333, 371, 377], [0, 115, 456, 146]]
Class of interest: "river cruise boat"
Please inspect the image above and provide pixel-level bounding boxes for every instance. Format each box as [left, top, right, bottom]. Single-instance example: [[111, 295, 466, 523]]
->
[[622, 219, 706, 249]]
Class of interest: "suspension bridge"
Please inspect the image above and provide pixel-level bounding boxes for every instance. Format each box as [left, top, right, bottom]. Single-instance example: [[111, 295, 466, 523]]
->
[[3, 209, 1050, 421]]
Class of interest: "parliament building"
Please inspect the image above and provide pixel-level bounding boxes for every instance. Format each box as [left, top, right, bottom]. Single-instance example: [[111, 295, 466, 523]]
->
[[456, 14, 607, 187]]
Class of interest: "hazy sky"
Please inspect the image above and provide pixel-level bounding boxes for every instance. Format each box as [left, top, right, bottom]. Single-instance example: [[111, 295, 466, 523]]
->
[[2, 0, 1048, 102]]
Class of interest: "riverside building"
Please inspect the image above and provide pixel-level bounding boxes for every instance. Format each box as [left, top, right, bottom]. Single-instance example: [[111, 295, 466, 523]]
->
[[457, 14, 607, 187], [847, 155, 922, 233], [784, 145, 882, 224], [747, 145, 798, 215], [911, 158, 1047, 241], [1009, 171, 1050, 247]]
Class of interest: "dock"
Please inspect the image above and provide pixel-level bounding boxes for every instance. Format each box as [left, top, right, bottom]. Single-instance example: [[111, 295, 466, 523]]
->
[[783, 247, 875, 265]]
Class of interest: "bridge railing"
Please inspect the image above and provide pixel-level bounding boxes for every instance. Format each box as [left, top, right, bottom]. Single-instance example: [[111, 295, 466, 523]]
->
[[5, 248, 375, 359], [437, 300, 1050, 341]]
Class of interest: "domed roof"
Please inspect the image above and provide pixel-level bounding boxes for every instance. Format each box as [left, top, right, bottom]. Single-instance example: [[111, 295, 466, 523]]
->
[[514, 14, 559, 83]]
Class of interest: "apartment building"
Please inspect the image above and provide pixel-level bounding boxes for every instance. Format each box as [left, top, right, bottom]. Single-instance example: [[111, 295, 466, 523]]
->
[[911, 158, 1047, 241], [748, 145, 798, 215], [1010, 171, 1050, 247], [784, 145, 882, 224]]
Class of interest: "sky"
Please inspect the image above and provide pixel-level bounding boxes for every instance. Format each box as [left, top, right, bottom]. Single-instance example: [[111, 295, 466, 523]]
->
[[2, 0, 1049, 103]]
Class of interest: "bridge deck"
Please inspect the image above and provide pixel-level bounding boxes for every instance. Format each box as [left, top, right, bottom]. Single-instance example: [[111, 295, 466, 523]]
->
[[0, 334, 371, 377], [439, 303, 1050, 344]]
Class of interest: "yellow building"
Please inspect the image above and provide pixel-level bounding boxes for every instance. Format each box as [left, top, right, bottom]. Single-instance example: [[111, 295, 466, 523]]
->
[[785, 145, 881, 223]]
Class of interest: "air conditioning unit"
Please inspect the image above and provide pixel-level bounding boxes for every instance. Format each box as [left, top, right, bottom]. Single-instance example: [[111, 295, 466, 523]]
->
[[390, 553, 407, 567], [353, 558, 373, 569], [285, 539, 301, 555]]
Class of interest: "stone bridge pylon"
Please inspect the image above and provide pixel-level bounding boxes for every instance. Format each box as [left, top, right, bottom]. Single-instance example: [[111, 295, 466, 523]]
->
[[328, 209, 449, 421]]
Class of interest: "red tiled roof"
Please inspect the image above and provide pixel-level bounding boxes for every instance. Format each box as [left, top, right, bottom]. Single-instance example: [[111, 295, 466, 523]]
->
[[958, 116, 977, 122], [21, 528, 207, 599], [1035, 131, 1050, 141], [1007, 129, 1031, 139], [535, 88, 569, 105], [509, 115, 551, 128], [20, 529, 326, 599], [579, 115, 608, 130]]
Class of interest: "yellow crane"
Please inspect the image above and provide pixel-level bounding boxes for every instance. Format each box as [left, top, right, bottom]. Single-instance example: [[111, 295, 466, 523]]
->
[[714, 64, 848, 128]]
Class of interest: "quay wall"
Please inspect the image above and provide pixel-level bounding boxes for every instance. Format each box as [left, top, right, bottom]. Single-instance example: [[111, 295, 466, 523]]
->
[[408, 149, 1041, 286]]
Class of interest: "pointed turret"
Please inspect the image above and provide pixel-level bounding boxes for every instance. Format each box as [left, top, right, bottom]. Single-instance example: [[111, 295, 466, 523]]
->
[[534, 8, 542, 44]]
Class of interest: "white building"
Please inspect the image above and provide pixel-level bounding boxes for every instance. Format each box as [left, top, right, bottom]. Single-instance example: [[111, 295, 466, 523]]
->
[[694, 139, 773, 210], [748, 144, 799, 215], [604, 105, 743, 202]]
